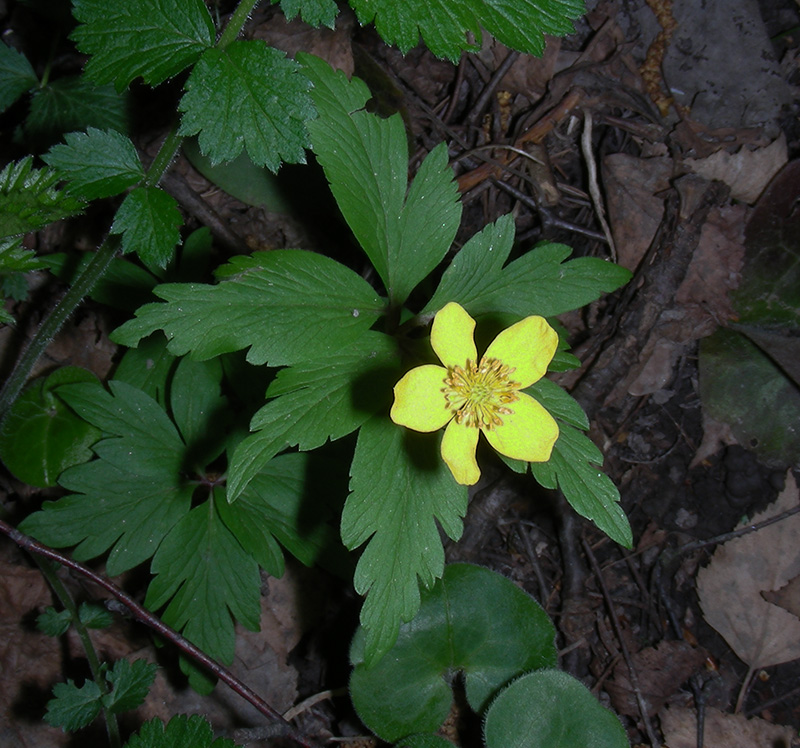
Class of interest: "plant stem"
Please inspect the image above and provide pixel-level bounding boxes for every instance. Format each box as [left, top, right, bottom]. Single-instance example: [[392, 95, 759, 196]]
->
[[36, 558, 121, 748], [217, 0, 260, 50], [0, 233, 120, 425]]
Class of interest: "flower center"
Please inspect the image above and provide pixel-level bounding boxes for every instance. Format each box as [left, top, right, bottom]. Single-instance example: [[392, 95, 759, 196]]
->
[[442, 357, 520, 429]]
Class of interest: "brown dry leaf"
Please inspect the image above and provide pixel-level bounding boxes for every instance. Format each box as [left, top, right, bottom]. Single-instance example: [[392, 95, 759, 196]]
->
[[605, 640, 708, 718], [660, 704, 795, 748], [682, 133, 788, 203], [696, 471, 800, 671], [762, 573, 800, 620]]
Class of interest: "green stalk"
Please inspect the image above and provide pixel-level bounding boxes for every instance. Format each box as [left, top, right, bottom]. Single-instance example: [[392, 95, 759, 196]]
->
[[217, 0, 260, 50], [37, 559, 121, 748]]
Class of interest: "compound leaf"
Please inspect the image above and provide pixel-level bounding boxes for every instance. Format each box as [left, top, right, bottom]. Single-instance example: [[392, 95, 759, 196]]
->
[[1, 237, 43, 274], [278, 0, 338, 27], [44, 679, 102, 731], [531, 424, 632, 548], [350, 564, 557, 742], [43, 127, 143, 200], [111, 186, 182, 269], [127, 715, 239, 748], [37, 607, 72, 637], [113, 249, 384, 366], [347, 0, 585, 61], [303, 54, 461, 304], [343, 416, 468, 665], [228, 331, 399, 500], [423, 214, 631, 318], [71, 0, 214, 91], [0, 157, 85, 238], [179, 41, 314, 171], [103, 659, 157, 713], [26, 77, 128, 145], [145, 490, 261, 692], [0, 41, 37, 111], [78, 602, 113, 629]]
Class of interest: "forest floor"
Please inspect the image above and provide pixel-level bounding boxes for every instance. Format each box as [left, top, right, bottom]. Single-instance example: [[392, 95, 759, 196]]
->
[[2, 0, 800, 746]]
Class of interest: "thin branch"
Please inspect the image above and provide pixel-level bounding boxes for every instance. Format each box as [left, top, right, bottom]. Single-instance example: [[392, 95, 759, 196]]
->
[[0, 519, 323, 748]]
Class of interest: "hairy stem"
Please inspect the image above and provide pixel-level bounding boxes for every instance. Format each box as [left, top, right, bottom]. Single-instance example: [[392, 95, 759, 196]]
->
[[217, 0, 260, 50], [36, 558, 121, 748]]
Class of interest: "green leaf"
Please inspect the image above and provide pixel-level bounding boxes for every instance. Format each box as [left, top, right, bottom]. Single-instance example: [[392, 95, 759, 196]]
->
[[26, 77, 128, 145], [525, 378, 588, 430], [79, 602, 113, 629], [111, 186, 182, 269], [71, 0, 214, 91], [112, 249, 384, 366], [145, 490, 261, 692], [395, 736, 455, 748], [350, 563, 557, 742], [0, 41, 37, 112], [483, 670, 628, 748], [103, 658, 157, 713], [0, 236, 44, 274], [43, 127, 143, 200], [179, 41, 314, 171], [348, 0, 585, 60], [0, 367, 101, 487], [303, 54, 461, 304], [531, 425, 632, 548], [699, 328, 800, 468], [0, 157, 85, 238], [20, 459, 193, 575], [278, 0, 338, 26], [221, 452, 345, 575], [113, 334, 175, 406], [44, 679, 102, 731], [422, 214, 632, 318], [36, 607, 72, 637], [127, 714, 240, 748], [343, 416, 468, 664], [228, 331, 399, 500]]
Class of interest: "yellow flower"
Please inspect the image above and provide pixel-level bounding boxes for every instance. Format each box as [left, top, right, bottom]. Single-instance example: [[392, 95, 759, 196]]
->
[[390, 302, 560, 485]]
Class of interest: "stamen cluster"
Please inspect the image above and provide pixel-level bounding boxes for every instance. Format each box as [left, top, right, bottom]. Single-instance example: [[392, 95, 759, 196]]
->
[[442, 357, 519, 429]]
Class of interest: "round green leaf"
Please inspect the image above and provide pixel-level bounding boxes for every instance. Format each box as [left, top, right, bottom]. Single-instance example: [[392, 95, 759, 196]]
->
[[484, 670, 629, 748], [396, 735, 455, 748], [0, 367, 100, 487], [349, 563, 557, 743]]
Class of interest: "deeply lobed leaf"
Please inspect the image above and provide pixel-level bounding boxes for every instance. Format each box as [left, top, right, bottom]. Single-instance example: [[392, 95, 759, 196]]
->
[[0, 41, 37, 111]]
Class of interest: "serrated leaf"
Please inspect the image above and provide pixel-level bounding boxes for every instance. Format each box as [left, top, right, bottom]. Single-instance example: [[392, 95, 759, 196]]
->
[[343, 416, 468, 664], [44, 679, 102, 731], [111, 186, 182, 268], [350, 564, 557, 742], [43, 127, 143, 199], [103, 658, 157, 713], [483, 670, 628, 748], [531, 424, 632, 548], [303, 54, 461, 304], [525, 377, 588, 430], [228, 331, 399, 500], [0, 157, 85, 238], [26, 77, 128, 146], [112, 249, 385, 365], [0, 367, 101, 487], [79, 602, 113, 629], [112, 334, 175, 406], [58, 379, 185, 476], [37, 607, 72, 637], [422, 214, 632, 318], [127, 714, 240, 748], [179, 41, 313, 171], [0, 41, 37, 112], [221, 452, 346, 575], [71, 0, 214, 91], [0, 236, 44, 274], [20, 460, 193, 575], [348, 0, 585, 61], [145, 490, 261, 691], [278, 0, 338, 26]]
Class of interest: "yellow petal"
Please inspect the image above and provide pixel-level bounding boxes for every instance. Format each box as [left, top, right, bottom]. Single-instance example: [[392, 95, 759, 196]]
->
[[441, 419, 481, 485], [390, 365, 452, 432], [431, 302, 477, 368], [482, 392, 558, 462], [483, 315, 558, 388]]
